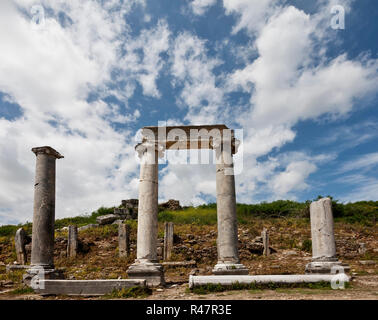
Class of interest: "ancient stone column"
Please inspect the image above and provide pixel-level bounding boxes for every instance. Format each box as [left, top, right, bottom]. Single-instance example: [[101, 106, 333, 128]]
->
[[15, 228, 27, 265], [212, 142, 248, 275], [24, 146, 64, 283], [305, 198, 349, 274], [127, 142, 165, 286], [163, 222, 174, 261], [67, 225, 78, 258], [262, 228, 270, 256], [119, 223, 130, 258]]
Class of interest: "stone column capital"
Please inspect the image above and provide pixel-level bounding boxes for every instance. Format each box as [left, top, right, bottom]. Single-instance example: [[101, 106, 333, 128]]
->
[[135, 142, 165, 159], [32, 146, 64, 159], [211, 137, 240, 155]]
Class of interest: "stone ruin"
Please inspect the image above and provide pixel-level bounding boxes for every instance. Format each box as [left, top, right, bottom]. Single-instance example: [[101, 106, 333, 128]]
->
[[114, 199, 139, 219], [17, 125, 351, 295], [94, 198, 182, 226], [159, 199, 182, 211]]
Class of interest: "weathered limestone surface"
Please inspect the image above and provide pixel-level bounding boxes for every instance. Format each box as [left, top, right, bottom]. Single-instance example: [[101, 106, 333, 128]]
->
[[213, 146, 248, 275], [67, 225, 78, 258], [96, 214, 119, 225], [127, 144, 164, 286], [163, 222, 174, 261], [25, 147, 64, 284], [15, 228, 27, 265], [34, 279, 146, 296], [189, 274, 350, 288], [118, 223, 130, 258], [306, 198, 349, 274]]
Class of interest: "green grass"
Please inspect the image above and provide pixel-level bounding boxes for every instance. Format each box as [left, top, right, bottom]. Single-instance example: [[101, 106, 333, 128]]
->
[[0, 223, 32, 237], [54, 207, 116, 229], [103, 286, 152, 299], [189, 281, 346, 294], [158, 207, 217, 225], [9, 286, 35, 295], [1, 198, 376, 236], [301, 239, 312, 252]]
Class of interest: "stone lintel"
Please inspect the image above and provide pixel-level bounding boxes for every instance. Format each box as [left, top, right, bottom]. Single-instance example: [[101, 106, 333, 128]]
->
[[32, 146, 64, 159], [138, 124, 239, 154]]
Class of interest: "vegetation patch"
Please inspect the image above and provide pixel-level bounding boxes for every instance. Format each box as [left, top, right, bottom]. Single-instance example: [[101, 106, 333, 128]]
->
[[189, 281, 348, 294], [9, 286, 35, 295], [54, 207, 115, 229], [158, 207, 217, 225], [301, 239, 312, 252], [103, 286, 152, 299]]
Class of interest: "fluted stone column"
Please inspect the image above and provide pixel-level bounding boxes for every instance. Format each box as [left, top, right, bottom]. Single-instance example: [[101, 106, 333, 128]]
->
[[213, 144, 248, 275], [24, 146, 64, 283], [127, 142, 165, 286], [305, 198, 349, 274]]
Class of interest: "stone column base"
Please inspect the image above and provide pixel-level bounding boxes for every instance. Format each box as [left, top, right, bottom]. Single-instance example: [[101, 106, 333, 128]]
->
[[127, 261, 165, 287], [23, 266, 65, 286], [305, 261, 350, 274], [212, 263, 249, 275]]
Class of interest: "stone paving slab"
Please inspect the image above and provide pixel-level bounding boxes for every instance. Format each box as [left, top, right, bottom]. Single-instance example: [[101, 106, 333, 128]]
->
[[34, 279, 146, 296]]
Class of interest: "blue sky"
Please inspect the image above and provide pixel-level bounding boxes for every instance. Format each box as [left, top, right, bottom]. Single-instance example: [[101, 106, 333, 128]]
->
[[0, 0, 377, 225]]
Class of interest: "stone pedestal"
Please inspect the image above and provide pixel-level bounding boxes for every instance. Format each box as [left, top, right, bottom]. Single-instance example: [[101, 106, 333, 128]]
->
[[23, 267, 65, 286], [24, 146, 64, 284], [213, 146, 248, 275], [305, 198, 349, 274], [127, 143, 165, 286], [127, 262, 165, 287]]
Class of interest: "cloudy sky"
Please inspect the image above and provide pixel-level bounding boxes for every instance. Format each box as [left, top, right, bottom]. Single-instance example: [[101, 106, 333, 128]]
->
[[0, 0, 377, 225]]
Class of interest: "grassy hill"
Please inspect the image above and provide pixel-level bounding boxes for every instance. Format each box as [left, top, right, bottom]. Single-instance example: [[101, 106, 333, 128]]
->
[[0, 198, 377, 237]]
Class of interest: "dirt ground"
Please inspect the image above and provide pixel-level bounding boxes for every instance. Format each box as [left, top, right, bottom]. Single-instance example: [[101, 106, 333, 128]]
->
[[1, 220, 377, 300]]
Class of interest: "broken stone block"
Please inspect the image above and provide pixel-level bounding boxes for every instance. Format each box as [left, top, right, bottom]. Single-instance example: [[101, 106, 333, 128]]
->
[[358, 243, 367, 255], [114, 207, 137, 220], [14, 228, 27, 265], [96, 214, 119, 225]]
